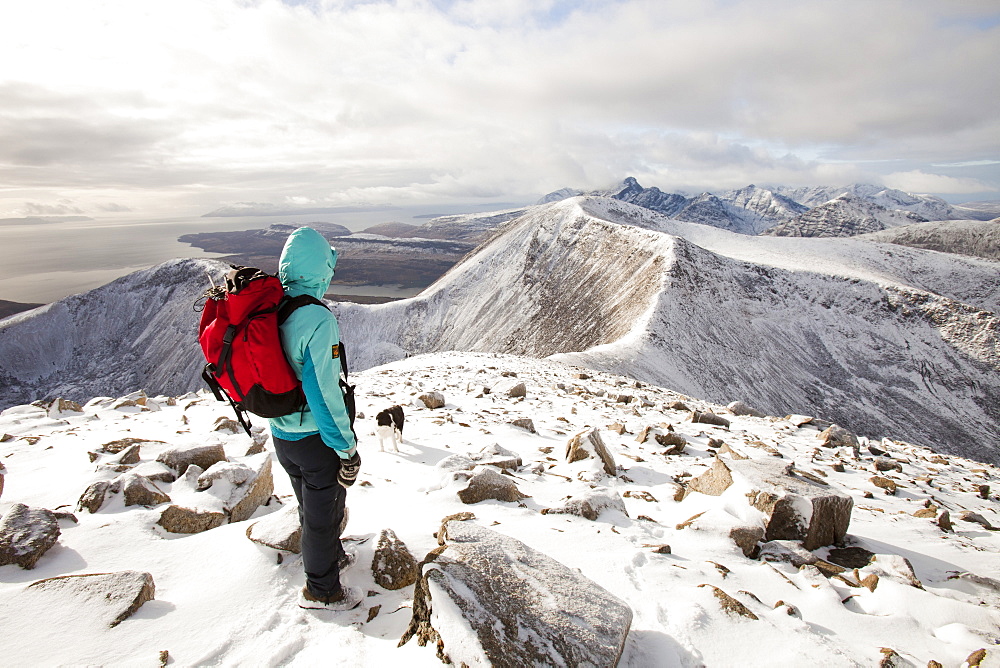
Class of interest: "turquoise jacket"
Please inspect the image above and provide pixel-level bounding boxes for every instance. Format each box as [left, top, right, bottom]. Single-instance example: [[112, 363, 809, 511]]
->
[[267, 227, 357, 459]]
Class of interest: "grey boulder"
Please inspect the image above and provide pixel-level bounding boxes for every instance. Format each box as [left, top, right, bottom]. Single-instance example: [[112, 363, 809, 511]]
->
[[0, 503, 61, 569], [401, 521, 632, 667]]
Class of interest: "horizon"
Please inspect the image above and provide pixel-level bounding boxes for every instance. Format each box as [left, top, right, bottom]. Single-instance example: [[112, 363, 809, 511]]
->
[[1, 0, 998, 221]]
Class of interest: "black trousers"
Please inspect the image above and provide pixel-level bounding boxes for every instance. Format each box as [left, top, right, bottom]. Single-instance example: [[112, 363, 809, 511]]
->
[[272, 432, 347, 598]]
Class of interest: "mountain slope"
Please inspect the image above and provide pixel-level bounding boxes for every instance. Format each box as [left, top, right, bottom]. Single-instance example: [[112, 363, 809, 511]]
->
[[858, 219, 1000, 261], [335, 198, 999, 463], [0, 259, 212, 409], [764, 194, 928, 237]]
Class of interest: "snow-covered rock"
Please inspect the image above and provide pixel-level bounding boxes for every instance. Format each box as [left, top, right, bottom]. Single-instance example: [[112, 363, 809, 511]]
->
[[401, 520, 633, 667], [246, 503, 301, 553], [24, 571, 155, 628]]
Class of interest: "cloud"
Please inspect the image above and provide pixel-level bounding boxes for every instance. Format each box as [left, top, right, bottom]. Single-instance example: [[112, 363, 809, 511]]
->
[[881, 170, 992, 195], [0, 0, 997, 215], [20, 201, 86, 215]]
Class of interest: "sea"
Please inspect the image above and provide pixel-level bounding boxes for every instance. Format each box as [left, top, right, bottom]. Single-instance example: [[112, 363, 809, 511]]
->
[[1, 203, 508, 305]]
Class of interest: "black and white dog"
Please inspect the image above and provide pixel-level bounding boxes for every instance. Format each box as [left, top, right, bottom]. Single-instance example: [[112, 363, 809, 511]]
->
[[375, 405, 405, 452]]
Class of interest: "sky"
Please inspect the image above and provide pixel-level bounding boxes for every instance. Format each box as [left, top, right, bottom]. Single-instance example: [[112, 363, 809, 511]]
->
[[1, 0, 998, 221]]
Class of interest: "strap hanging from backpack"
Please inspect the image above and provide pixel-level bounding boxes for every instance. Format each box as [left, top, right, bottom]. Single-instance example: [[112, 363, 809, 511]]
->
[[336, 342, 358, 439]]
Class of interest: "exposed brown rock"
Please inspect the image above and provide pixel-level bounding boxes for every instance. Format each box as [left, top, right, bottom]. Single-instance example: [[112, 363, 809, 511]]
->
[[729, 526, 764, 558], [966, 648, 987, 667], [655, 432, 687, 455], [227, 457, 274, 523], [692, 458, 853, 551], [157, 505, 227, 534], [690, 411, 730, 429], [565, 427, 616, 476], [510, 418, 536, 433], [870, 476, 897, 495], [457, 469, 527, 505], [102, 437, 161, 454], [686, 458, 735, 497], [418, 392, 445, 409], [818, 424, 858, 450], [699, 585, 758, 620], [122, 475, 171, 507], [437, 512, 476, 545], [372, 528, 419, 590], [727, 401, 765, 418], [213, 417, 241, 433], [156, 444, 227, 475], [78, 481, 111, 513]]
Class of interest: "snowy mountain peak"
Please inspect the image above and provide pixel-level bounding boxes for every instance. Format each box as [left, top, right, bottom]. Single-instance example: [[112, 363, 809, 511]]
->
[[764, 193, 929, 238]]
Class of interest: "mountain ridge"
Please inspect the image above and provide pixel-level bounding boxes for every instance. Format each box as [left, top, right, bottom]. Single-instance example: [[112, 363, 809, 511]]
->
[[2, 198, 997, 464]]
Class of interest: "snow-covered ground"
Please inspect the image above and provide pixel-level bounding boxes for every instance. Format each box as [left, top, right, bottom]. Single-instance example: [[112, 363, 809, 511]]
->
[[2, 352, 998, 666]]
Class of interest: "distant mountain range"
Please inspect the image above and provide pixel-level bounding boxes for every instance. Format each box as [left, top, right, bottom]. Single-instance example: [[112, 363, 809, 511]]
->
[[539, 178, 999, 237]]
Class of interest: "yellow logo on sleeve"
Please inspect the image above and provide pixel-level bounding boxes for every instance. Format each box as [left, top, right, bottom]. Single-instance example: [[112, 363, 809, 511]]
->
[[332, 345, 340, 359]]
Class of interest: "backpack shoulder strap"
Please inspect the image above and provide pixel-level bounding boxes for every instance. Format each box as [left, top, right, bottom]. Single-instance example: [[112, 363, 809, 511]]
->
[[276, 294, 330, 326]]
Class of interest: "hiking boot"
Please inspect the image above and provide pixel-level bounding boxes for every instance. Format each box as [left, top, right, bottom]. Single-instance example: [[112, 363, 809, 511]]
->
[[298, 585, 363, 611]]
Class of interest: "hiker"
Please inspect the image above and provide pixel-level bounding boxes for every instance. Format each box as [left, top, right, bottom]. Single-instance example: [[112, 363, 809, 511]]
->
[[268, 226, 363, 611]]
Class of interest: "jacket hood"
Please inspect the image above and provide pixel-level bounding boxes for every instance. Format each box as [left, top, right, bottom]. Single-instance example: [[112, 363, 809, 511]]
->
[[278, 227, 338, 299]]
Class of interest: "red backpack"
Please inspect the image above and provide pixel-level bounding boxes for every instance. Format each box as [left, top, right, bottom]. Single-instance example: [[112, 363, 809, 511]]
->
[[198, 266, 343, 436]]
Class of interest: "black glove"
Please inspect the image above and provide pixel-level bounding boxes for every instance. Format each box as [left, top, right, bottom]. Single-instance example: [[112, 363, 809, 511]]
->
[[337, 452, 361, 488]]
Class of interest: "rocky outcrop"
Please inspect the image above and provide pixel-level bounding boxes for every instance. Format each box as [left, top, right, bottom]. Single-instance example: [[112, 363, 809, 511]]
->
[[246, 504, 301, 553], [0, 503, 61, 569], [492, 379, 526, 398], [457, 469, 528, 505], [418, 392, 445, 409], [401, 521, 632, 667], [121, 474, 171, 507], [157, 505, 227, 534], [727, 401, 765, 418], [156, 444, 227, 475], [438, 443, 523, 473], [78, 481, 111, 513], [26, 571, 155, 627], [542, 488, 628, 522], [818, 425, 859, 450], [372, 528, 419, 590], [157, 454, 273, 533], [204, 456, 274, 523], [565, 427, 616, 476], [687, 457, 853, 550]]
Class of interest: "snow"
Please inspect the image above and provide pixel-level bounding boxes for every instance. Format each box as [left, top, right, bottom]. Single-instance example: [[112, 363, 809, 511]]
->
[[2, 351, 998, 666]]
